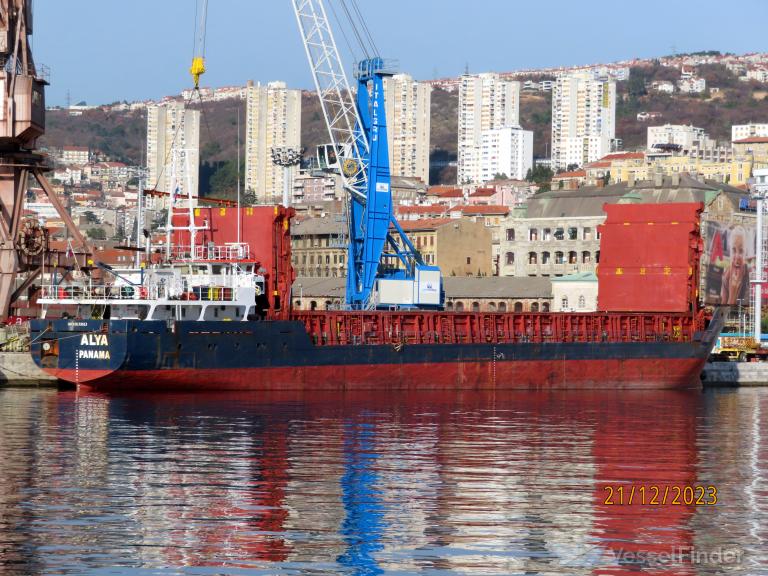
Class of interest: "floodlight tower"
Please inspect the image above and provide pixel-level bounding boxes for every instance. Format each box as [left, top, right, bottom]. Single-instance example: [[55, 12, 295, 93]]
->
[[270, 146, 303, 207], [0, 0, 88, 319]]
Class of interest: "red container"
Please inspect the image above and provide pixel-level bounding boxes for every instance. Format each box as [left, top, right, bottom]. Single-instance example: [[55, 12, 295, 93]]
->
[[598, 203, 703, 313]]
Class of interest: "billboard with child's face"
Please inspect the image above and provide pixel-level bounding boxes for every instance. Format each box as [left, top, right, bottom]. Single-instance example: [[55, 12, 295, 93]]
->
[[702, 221, 755, 305]]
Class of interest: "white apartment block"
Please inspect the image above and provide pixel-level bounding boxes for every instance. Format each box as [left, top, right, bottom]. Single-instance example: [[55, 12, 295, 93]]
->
[[678, 77, 706, 94], [383, 74, 431, 184], [551, 73, 616, 170], [146, 102, 200, 199], [478, 126, 533, 182], [732, 123, 768, 142], [245, 80, 301, 204], [59, 146, 90, 165], [647, 124, 713, 149], [458, 73, 520, 184]]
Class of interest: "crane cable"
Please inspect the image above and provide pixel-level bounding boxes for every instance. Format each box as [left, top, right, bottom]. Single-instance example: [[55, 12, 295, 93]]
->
[[190, 0, 208, 89], [150, 0, 211, 194]]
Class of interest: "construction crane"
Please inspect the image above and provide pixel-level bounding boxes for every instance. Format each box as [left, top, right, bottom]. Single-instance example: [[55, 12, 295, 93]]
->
[[0, 0, 88, 320], [189, 0, 208, 89], [291, 0, 442, 310]]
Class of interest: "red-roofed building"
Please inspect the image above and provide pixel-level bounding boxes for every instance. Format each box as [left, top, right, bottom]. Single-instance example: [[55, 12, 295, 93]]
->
[[396, 205, 449, 221], [551, 169, 586, 190], [425, 186, 465, 206], [732, 137, 768, 161]]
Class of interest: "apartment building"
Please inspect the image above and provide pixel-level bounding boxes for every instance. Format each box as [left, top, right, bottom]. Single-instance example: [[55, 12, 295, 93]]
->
[[550, 73, 616, 170], [478, 126, 533, 181], [647, 124, 713, 150], [383, 74, 431, 184], [245, 80, 302, 204], [732, 123, 768, 142], [399, 218, 492, 276], [146, 101, 200, 198], [59, 146, 90, 165], [290, 217, 346, 278], [458, 73, 520, 184]]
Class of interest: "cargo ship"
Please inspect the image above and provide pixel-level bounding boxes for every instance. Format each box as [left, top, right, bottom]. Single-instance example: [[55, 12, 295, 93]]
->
[[29, 202, 725, 391]]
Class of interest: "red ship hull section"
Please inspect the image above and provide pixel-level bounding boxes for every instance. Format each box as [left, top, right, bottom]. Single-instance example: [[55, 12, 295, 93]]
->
[[61, 357, 706, 392]]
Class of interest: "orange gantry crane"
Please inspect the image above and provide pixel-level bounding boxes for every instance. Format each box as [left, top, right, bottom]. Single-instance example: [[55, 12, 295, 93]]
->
[[0, 0, 88, 320]]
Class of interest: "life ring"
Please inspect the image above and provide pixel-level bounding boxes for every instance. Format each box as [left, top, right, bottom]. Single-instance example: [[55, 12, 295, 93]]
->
[[138, 287, 148, 299]]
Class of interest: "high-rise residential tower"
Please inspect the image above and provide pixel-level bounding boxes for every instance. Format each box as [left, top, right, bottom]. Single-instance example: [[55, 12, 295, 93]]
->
[[457, 73, 520, 184], [382, 73, 431, 184], [146, 101, 200, 198], [550, 73, 616, 171], [244, 80, 302, 204]]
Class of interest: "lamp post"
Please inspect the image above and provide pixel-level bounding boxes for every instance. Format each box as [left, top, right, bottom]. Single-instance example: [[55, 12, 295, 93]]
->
[[270, 147, 304, 207]]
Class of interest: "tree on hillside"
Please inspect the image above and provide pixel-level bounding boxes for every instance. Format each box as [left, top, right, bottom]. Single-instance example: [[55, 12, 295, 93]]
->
[[86, 228, 106, 240], [525, 165, 553, 185]]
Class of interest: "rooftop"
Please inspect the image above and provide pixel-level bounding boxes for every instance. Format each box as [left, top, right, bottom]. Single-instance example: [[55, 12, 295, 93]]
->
[[551, 272, 598, 283]]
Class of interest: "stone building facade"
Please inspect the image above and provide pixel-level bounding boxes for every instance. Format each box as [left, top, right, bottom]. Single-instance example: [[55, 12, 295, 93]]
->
[[290, 218, 346, 278]]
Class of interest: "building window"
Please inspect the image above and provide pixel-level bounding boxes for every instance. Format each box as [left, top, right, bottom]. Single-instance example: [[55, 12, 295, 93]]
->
[[466, 257, 471, 265], [555, 251, 564, 264], [583, 227, 593, 240], [543, 228, 551, 241], [506, 228, 515, 241], [514, 301, 523, 312], [568, 251, 577, 264], [529, 228, 538, 241], [554, 228, 564, 240], [505, 252, 514, 265], [568, 227, 578, 240], [596, 250, 600, 263], [528, 252, 537, 264], [582, 251, 591, 263], [578, 295, 586, 308], [446, 301, 454, 311], [455, 301, 465, 312], [472, 301, 480, 312], [531, 302, 539, 312], [562, 296, 569, 309], [542, 251, 550, 264], [498, 302, 507, 312], [542, 302, 550, 312]]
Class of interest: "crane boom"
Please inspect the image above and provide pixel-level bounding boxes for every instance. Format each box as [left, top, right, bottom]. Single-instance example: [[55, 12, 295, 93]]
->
[[291, 0, 442, 310]]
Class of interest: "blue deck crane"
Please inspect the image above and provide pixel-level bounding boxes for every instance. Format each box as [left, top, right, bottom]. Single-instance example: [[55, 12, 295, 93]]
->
[[292, 1, 443, 310]]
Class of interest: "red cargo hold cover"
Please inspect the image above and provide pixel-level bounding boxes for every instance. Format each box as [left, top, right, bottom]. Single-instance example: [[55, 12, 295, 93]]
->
[[598, 203, 703, 313]]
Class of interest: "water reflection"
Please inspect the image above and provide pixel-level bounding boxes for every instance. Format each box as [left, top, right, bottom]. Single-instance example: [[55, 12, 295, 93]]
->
[[0, 388, 765, 575]]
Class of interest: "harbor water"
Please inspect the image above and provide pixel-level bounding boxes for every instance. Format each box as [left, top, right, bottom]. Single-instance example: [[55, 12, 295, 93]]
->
[[0, 388, 766, 575]]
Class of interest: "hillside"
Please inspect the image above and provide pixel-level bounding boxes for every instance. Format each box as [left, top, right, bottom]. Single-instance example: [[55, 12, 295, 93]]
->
[[39, 63, 768, 189]]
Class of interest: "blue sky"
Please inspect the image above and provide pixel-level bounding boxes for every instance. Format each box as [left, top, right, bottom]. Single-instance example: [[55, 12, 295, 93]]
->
[[35, 0, 768, 106]]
